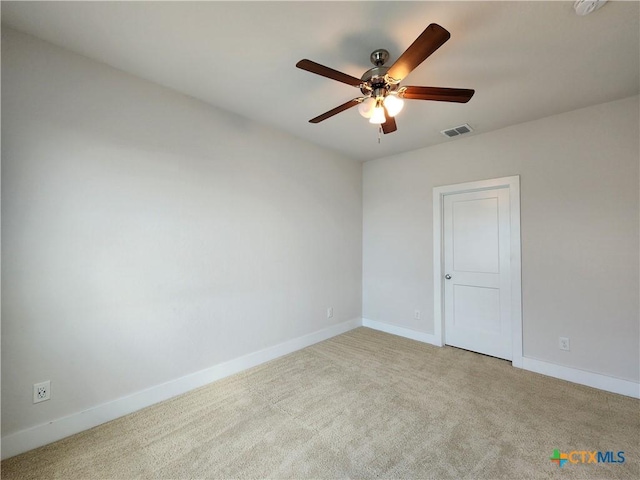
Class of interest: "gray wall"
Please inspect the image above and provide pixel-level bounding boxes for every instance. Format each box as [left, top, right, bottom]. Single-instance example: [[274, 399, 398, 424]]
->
[[3, 23, 638, 442], [363, 96, 639, 382], [1, 28, 363, 436]]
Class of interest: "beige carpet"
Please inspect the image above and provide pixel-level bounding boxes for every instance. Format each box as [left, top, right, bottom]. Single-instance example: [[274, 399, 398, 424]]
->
[[2, 327, 638, 479]]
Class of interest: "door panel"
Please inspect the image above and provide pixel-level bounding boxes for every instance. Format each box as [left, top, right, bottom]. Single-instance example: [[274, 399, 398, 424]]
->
[[444, 188, 512, 360], [452, 197, 500, 273], [453, 285, 501, 333]]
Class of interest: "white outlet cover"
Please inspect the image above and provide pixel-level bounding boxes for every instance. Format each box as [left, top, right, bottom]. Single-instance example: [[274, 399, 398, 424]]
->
[[327, 307, 333, 319], [559, 337, 570, 351], [33, 380, 51, 404]]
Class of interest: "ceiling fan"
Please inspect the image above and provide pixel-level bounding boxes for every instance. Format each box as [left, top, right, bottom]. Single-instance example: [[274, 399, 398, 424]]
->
[[296, 24, 474, 134]]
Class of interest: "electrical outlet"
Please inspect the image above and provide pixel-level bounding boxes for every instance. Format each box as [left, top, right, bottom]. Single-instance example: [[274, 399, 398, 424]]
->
[[327, 307, 333, 319], [33, 380, 51, 404], [414, 310, 421, 320], [559, 337, 570, 351]]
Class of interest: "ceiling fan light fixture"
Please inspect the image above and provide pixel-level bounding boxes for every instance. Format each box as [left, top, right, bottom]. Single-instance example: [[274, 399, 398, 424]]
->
[[383, 94, 404, 117], [358, 97, 376, 118], [297, 23, 474, 135], [369, 105, 386, 124]]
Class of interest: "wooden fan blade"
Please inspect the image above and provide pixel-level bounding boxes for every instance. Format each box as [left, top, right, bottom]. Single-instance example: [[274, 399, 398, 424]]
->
[[309, 98, 361, 123], [296, 59, 363, 87], [401, 86, 475, 103], [381, 107, 397, 134], [386, 24, 450, 82]]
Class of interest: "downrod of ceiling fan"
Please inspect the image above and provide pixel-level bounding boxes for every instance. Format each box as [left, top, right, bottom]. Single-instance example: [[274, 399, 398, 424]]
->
[[369, 49, 390, 66]]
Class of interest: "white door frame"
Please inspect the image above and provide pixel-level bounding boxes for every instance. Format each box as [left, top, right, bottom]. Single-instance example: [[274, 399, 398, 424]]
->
[[433, 175, 523, 367]]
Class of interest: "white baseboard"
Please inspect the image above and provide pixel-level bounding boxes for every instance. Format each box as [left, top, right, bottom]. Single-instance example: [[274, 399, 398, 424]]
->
[[363, 318, 639, 399], [362, 318, 442, 346], [0, 318, 362, 460], [4, 317, 636, 459], [521, 357, 639, 399]]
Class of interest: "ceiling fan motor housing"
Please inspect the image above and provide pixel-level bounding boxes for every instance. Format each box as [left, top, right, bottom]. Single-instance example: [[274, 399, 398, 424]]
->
[[360, 49, 400, 97], [360, 70, 400, 97]]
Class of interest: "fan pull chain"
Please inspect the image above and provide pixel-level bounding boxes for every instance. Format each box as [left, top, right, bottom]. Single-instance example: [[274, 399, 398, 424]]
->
[[378, 125, 382, 143]]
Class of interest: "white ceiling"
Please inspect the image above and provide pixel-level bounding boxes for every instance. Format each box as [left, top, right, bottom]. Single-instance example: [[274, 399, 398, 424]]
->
[[2, 1, 639, 161]]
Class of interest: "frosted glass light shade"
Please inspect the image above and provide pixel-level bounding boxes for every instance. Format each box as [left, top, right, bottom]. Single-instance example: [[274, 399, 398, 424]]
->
[[358, 97, 376, 118], [383, 94, 404, 117], [369, 106, 386, 124]]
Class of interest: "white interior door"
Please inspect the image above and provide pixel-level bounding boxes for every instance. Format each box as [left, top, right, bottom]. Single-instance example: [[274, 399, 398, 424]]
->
[[443, 187, 512, 360]]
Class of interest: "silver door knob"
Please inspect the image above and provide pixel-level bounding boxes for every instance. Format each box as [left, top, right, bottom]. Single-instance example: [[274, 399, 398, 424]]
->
[[445, 274, 452, 279]]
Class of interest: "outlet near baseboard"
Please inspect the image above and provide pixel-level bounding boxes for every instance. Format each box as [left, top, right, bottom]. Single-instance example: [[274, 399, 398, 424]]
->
[[33, 380, 51, 404]]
